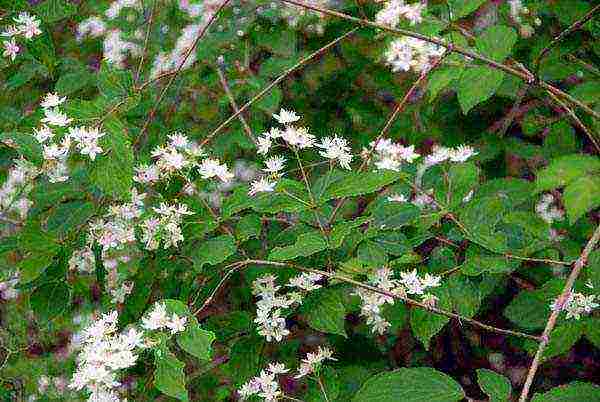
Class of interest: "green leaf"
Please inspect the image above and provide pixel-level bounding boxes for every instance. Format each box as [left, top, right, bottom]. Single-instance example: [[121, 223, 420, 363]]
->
[[372, 203, 420, 230], [563, 175, 600, 224], [477, 369, 511, 402], [525, 321, 585, 360], [177, 322, 216, 361], [410, 288, 451, 349], [154, 350, 188, 401], [329, 217, 370, 249], [35, 0, 77, 23], [46, 201, 94, 236], [30, 282, 70, 320], [357, 240, 388, 268], [543, 120, 577, 158], [55, 71, 94, 95], [457, 67, 505, 114], [269, 231, 327, 261], [428, 67, 462, 102], [252, 179, 310, 213], [475, 25, 517, 62], [531, 382, 600, 402], [448, 0, 486, 19], [0, 132, 43, 165], [535, 154, 600, 193], [18, 253, 55, 284], [448, 275, 481, 318], [193, 235, 237, 271], [320, 171, 402, 202], [303, 287, 348, 337], [372, 231, 410, 256], [234, 214, 262, 242], [352, 367, 464, 402], [90, 117, 134, 199], [461, 245, 519, 276], [504, 279, 564, 330]]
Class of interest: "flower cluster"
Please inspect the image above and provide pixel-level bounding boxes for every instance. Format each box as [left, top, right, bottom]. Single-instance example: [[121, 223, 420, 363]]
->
[[535, 193, 564, 224], [252, 272, 323, 342], [384, 36, 445, 73], [375, 0, 426, 27], [355, 268, 441, 334], [69, 311, 146, 402], [238, 347, 335, 401], [368, 138, 420, 171], [550, 291, 599, 320], [141, 302, 187, 334], [0, 158, 38, 221], [238, 362, 289, 401], [1, 12, 42, 61], [140, 202, 194, 250], [0, 273, 20, 301], [250, 108, 353, 196]]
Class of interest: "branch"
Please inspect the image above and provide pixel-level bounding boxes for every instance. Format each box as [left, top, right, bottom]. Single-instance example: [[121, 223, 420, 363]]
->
[[134, 0, 233, 150], [518, 223, 600, 402], [199, 27, 359, 147], [278, 0, 600, 120]]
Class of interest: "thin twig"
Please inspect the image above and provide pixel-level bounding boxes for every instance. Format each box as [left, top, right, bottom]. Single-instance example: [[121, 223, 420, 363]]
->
[[518, 223, 600, 402], [533, 4, 600, 77], [546, 90, 600, 154], [135, 0, 158, 84], [192, 261, 245, 315], [327, 53, 449, 224], [200, 259, 542, 341], [215, 65, 258, 146], [199, 27, 359, 147], [134, 0, 233, 150], [317, 376, 330, 402], [278, 0, 600, 120]]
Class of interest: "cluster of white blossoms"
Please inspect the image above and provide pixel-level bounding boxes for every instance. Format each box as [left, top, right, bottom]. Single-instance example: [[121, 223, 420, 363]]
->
[[252, 272, 323, 342], [368, 138, 420, 172], [238, 347, 335, 401], [238, 362, 289, 401], [355, 268, 441, 334], [276, 0, 332, 35], [69, 311, 146, 402], [31, 93, 108, 183], [550, 291, 599, 320], [375, 0, 426, 27], [141, 302, 187, 334], [1, 12, 42, 61], [535, 193, 564, 224], [384, 36, 445, 73], [0, 158, 38, 221], [250, 108, 353, 196], [134, 133, 232, 185], [0, 273, 20, 301], [140, 202, 194, 250]]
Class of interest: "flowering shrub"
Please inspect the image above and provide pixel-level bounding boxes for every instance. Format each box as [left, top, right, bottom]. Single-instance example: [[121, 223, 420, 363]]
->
[[1, 0, 600, 401]]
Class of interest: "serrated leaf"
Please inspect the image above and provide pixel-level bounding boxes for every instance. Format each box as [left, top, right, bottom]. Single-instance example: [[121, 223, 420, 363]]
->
[[35, 0, 77, 23], [477, 369, 511, 402], [563, 175, 600, 224], [357, 240, 388, 268], [0, 132, 43, 165], [303, 287, 348, 337], [154, 350, 188, 401], [410, 288, 451, 349], [329, 217, 370, 249], [176, 322, 216, 361], [457, 67, 505, 114], [192, 235, 237, 271], [448, 0, 486, 19], [475, 25, 517, 62], [269, 231, 327, 261], [428, 67, 462, 101], [320, 171, 402, 202], [448, 275, 481, 318], [234, 214, 262, 242], [504, 279, 564, 330], [352, 367, 464, 402], [535, 154, 600, 193], [531, 382, 600, 402], [373, 203, 420, 230], [30, 282, 70, 320], [46, 201, 94, 236]]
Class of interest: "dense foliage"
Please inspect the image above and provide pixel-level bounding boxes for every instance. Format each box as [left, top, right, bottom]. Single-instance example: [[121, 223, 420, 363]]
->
[[1, 0, 600, 401]]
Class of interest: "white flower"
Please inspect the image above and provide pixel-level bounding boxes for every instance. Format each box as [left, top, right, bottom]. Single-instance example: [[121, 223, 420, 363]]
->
[[294, 347, 336, 379], [448, 145, 478, 162], [273, 108, 300, 125], [317, 135, 353, 169], [262, 156, 286, 174], [40, 93, 67, 109], [166, 314, 187, 334], [14, 12, 42, 39], [41, 107, 72, 127], [33, 125, 53, 143], [399, 3, 425, 25], [421, 273, 441, 288], [281, 126, 316, 149], [168, 132, 189, 149], [142, 303, 169, 330], [387, 193, 407, 202], [287, 272, 322, 291], [198, 158, 234, 182], [2, 38, 19, 61], [535, 193, 564, 224], [266, 362, 289, 375], [257, 135, 273, 155], [134, 164, 160, 184], [249, 177, 276, 196]]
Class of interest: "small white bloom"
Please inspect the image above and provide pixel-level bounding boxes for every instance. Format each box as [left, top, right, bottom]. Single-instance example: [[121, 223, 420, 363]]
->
[[262, 155, 286, 174], [249, 177, 276, 196], [40, 93, 67, 109], [317, 135, 353, 169], [2, 38, 19, 61], [41, 108, 72, 127], [273, 108, 300, 125]]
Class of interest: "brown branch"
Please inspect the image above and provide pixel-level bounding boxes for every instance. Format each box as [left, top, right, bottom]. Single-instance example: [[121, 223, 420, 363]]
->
[[215, 65, 257, 146], [533, 4, 600, 77], [278, 0, 600, 120], [134, 0, 233, 150], [135, 0, 158, 84], [199, 27, 359, 147], [518, 223, 600, 402], [327, 52, 449, 224]]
